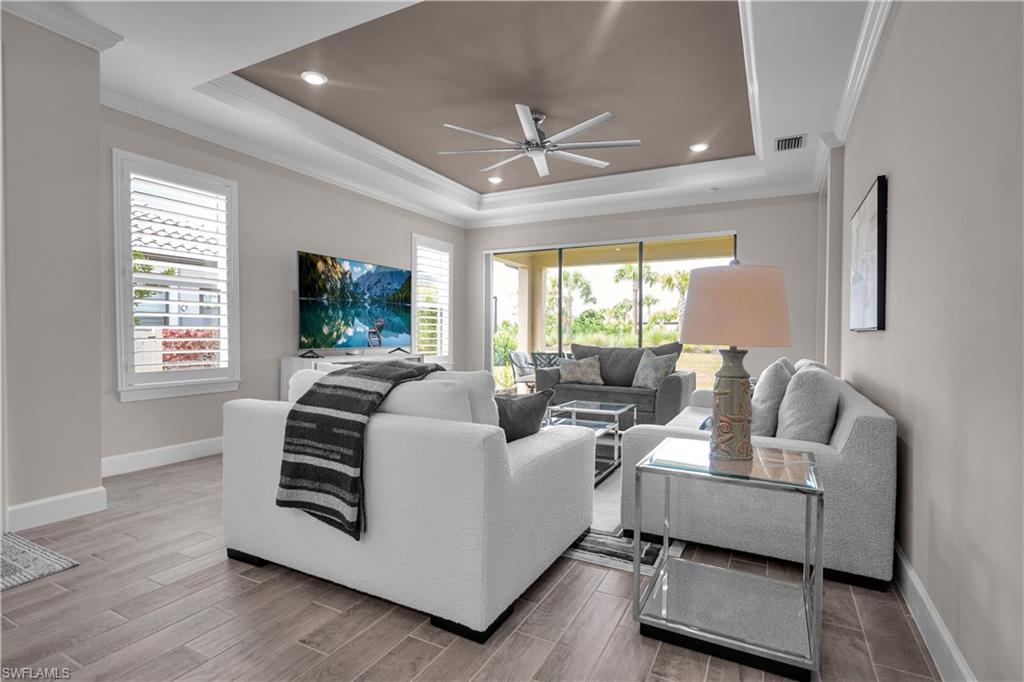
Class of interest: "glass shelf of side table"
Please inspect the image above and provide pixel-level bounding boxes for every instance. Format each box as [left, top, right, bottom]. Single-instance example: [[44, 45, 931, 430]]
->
[[633, 437, 824, 681]]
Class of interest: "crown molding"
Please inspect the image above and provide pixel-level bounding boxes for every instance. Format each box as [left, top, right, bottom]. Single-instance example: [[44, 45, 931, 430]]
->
[[195, 75, 479, 211], [738, 0, 765, 161], [478, 155, 764, 213], [101, 88, 470, 228], [3, 2, 122, 52], [814, 0, 893, 189]]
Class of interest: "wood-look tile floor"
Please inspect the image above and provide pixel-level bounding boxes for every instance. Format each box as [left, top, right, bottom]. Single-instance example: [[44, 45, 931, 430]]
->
[[2, 455, 939, 682]]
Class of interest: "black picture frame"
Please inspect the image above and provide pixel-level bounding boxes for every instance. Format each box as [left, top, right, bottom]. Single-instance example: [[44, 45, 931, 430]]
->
[[849, 175, 887, 331]]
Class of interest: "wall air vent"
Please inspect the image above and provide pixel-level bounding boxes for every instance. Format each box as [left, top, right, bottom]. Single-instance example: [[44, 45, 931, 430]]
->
[[774, 134, 807, 152]]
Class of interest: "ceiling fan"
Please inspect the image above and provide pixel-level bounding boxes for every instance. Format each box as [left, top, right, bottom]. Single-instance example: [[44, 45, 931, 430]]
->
[[439, 104, 641, 179]]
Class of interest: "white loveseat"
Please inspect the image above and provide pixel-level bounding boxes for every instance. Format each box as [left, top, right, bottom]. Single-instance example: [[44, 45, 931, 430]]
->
[[223, 370, 595, 639], [621, 378, 897, 582]]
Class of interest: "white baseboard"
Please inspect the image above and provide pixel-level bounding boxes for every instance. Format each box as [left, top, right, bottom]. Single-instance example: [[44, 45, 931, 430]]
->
[[102, 436, 222, 478], [6, 486, 107, 532], [895, 545, 975, 681]]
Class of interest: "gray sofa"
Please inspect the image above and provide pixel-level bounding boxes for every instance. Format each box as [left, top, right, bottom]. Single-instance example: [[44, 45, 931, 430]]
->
[[535, 343, 696, 426], [621, 376, 897, 581]]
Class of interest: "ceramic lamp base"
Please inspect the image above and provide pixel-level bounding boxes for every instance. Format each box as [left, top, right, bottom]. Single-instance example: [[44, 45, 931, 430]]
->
[[710, 348, 753, 460]]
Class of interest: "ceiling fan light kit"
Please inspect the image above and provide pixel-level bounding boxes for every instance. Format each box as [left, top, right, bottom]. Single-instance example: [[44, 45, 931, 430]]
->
[[440, 104, 641, 180]]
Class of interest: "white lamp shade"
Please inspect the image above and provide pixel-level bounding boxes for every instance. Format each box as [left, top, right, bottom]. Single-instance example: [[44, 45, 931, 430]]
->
[[680, 265, 791, 347]]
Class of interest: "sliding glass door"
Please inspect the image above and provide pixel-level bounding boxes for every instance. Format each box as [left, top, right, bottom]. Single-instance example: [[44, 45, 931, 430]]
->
[[490, 234, 735, 391]]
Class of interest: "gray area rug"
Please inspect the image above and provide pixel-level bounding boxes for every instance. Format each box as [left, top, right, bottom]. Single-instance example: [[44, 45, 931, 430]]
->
[[1, 533, 78, 591]]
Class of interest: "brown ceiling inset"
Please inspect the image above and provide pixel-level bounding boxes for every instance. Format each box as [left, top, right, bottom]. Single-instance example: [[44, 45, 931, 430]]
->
[[235, 2, 754, 193]]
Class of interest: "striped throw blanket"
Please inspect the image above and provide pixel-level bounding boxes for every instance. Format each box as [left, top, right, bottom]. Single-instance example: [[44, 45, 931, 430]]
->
[[276, 360, 443, 539]]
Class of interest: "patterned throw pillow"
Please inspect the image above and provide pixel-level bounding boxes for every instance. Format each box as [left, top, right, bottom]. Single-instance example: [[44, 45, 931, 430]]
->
[[557, 355, 604, 385], [631, 349, 679, 389]]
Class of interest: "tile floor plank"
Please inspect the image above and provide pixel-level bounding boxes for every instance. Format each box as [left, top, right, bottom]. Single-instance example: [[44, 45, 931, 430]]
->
[[517, 562, 606, 642], [468, 631, 552, 682]]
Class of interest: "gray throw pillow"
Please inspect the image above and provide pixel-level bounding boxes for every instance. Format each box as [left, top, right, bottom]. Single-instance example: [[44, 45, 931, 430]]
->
[[632, 349, 679, 389], [794, 358, 829, 373], [776, 368, 840, 444], [495, 389, 554, 442], [750, 359, 794, 436], [557, 355, 604, 385]]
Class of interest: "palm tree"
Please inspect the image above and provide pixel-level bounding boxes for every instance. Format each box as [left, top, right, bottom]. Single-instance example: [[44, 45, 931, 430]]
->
[[547, 271, 596, 342], [659, 270, 691, 338], [642, 294, 659, 320], [613, 263, 658, 336]]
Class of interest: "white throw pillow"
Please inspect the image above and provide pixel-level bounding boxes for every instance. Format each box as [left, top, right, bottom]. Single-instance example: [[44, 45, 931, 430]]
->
[[289, 369, 474, 423], [775, 368, 840, 444], [379, 381, 473, 423], [750, 359, 794, 436], [424, 371, 500, 426], [794, 358, 830, 373]]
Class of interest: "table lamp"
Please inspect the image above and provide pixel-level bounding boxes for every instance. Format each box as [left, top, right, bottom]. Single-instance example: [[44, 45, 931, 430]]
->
[[680, 264, 791, 460]]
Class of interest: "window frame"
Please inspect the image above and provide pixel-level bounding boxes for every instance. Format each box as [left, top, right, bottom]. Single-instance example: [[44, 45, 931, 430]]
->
[[113, 149, 241, 402], [412, 233, 454, 367]]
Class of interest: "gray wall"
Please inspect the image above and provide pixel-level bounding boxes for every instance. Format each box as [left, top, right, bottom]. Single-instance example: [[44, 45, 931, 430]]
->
[[464, 194, 823, 376], [99, 108, 467, 457], [2, 15, 102, 505], [841, 3, 1023, 679]]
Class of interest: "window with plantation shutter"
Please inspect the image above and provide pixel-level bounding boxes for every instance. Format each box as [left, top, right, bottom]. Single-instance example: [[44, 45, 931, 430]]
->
[[113, 150, 240, 401], [413, 234, 453, 365]]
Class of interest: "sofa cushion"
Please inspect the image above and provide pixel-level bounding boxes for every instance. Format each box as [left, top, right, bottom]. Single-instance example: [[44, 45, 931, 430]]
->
[[553, 383, 656, 414], [557, 355, 604, 385], [288, 368, 475, 423], [423, 371, 500, 426], [572, 342, 682, 387], [632, 349, 679, 389], [495, 389, 554, 442], [776, 368, 840, 443], [379, 381, 473, 423], [750, 359, 795, 436], [668, 406, 712, 430]]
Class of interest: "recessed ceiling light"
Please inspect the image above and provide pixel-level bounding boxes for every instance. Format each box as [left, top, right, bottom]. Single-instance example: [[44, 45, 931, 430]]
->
[[300, 71, 328, 86], [689, 142, 710, 153], [488, 176, 503, 185]]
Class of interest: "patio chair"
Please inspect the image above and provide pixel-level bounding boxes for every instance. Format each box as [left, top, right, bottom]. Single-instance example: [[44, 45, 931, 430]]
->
[[509, 351, 536, 391]]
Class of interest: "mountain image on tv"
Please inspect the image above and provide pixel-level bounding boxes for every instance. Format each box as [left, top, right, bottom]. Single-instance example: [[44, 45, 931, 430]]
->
[[298, 251, 412, 349]]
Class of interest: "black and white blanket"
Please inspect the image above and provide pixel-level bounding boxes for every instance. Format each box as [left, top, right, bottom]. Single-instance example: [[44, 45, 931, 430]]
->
[[276, 360, 443, 539]]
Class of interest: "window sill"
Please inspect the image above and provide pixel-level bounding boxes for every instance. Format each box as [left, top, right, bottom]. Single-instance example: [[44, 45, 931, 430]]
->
[[118, 378, 241, 402]]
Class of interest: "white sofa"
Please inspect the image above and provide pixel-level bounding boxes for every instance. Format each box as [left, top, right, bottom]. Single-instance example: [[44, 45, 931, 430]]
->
[[621, 378, 897, 582], [223, 370, 595, 639]]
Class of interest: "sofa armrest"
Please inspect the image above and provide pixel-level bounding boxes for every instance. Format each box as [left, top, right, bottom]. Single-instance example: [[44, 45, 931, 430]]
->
[[654, 370, 696, 425], [535, 366, 560, 391], [689, 389, 714, 409]]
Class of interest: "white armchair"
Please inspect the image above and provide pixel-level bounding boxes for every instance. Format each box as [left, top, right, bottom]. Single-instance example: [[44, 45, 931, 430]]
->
[[223, 391, 594, 640]]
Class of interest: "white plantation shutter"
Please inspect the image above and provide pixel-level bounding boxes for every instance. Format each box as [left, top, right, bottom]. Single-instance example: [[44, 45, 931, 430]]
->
[[413, 235, 453, 363], [114, 150, 240, 401]]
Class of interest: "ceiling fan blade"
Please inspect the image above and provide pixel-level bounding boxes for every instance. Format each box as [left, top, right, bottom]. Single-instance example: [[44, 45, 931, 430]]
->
[[479, 153, 526, 173], [553, 139, 641, 150], [515, 104, 541, 144], [438, 148, 520, 155], [443, 123, 518, 146], [549, 150, 609, 169], [546, 112, 615, 144], [531, 152, 549, 177]]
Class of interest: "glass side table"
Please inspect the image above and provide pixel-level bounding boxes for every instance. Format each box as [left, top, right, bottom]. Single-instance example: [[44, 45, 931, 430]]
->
[[633, 437, 824, 681], [546, 400, 637, 483]]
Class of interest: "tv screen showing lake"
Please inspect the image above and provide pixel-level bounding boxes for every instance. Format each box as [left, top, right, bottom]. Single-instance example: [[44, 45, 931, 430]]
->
[[297, 251, 413, 350]]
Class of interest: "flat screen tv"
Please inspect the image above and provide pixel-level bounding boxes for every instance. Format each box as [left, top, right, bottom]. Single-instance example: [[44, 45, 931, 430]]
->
[[298, 250, 412, 350]]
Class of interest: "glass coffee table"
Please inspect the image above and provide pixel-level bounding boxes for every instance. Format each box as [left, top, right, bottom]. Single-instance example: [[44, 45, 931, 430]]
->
[[546, 400, 637, 484], [633, 437, 823, 681]]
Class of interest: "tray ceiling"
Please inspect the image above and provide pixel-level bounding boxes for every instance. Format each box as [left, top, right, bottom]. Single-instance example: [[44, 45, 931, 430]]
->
[[234, 1, 755, 193]]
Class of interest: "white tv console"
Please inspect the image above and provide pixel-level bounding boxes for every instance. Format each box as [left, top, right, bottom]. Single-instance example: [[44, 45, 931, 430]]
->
[[279, 352, 425, 400]]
